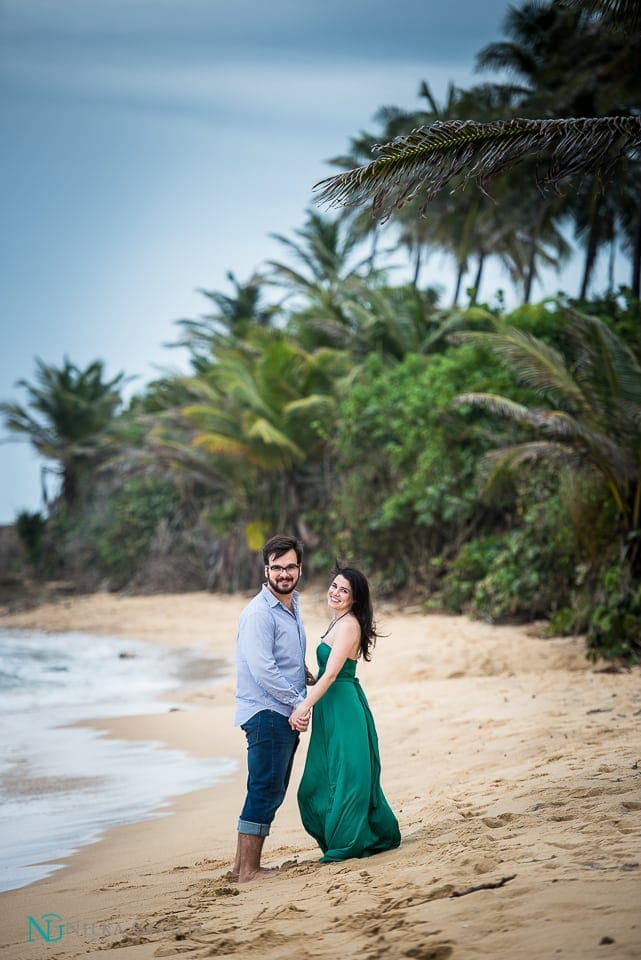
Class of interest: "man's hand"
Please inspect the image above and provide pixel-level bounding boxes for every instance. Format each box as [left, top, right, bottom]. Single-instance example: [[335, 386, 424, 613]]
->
[[289, 705, 311, 732]]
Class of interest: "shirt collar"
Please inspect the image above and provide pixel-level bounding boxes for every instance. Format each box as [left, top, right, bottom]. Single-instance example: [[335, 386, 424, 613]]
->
[[261, 582, 299, 611]]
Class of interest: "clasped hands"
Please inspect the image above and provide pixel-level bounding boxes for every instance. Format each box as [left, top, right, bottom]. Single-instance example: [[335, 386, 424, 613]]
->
[[289, 703, 311, 732], [289, 665, 317, 731]]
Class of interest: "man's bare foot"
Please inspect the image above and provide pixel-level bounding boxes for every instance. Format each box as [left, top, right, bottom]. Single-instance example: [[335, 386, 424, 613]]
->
[[237, 865, 280, 884]]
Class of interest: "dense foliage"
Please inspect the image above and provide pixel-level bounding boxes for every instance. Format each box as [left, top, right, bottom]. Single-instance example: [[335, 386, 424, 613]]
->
[[2, 0, 640, 663]]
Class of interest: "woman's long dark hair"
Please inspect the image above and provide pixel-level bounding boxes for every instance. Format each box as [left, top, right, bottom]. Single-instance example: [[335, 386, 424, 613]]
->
[[333, 564, 378, 661]]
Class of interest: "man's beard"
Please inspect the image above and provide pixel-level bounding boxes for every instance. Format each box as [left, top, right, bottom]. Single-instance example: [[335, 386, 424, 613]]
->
[[267, 573, 299, 595]]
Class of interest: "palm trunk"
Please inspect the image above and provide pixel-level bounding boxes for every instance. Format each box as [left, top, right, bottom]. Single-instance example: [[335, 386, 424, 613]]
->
[[523, 237, 537, 304], [608, 238, 616, 293], [580, 214, 600, 301], [368, 226, 379, 271], [62, 466, 77, 505], [469, 253, 485, 305], [412, 245, 422, 289], [451, 261, 465, 307], [40, 466, 50, 507], [632, 204, 641, 300]]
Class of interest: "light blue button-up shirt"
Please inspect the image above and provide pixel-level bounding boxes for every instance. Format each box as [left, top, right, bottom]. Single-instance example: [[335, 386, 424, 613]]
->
[[234, 584, 307, 726]]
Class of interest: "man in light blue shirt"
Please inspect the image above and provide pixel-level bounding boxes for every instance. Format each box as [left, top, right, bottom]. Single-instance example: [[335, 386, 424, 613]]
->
[[233, 534, 310, 882]]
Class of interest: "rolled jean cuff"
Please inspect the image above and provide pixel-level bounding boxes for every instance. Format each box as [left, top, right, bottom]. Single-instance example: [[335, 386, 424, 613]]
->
[[237, 818, 270, 837]]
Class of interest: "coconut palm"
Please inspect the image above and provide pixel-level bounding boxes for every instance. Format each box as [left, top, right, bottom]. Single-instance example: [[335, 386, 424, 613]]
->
[[563, 0, 641, 28], [172, 271, 276, 368], [267, 209, 369, 301], [476, 0, 641, 297], [314, 2, 641, 293], [453, 311, 641, 572], [1, 357, 126, 506], [333, 281, 443, 360], [165, 330, 347, 539], [265, 209, 377, 350], [315, 114, 641, 220]]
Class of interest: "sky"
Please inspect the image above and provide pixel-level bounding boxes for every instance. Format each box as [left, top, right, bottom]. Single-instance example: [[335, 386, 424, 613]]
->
[[0, 0, 628, 523]]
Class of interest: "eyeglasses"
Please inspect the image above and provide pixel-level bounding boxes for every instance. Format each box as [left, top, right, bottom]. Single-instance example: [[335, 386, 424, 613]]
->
[[267, 563, 301, 574]]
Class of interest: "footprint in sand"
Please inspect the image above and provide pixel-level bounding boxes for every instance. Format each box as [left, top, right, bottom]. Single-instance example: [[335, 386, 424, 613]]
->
[[186, 878, 240, 903], [254, 903, 306, 921], [404, 943, 454, 959], [194, 857, 229, 870], [482, 812, 514, 829]]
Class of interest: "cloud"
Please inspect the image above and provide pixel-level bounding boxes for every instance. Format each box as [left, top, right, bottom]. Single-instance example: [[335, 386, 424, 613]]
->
[[3, 0, 509, 66], [2, 0, 507, 131], [2, 50, 475, 132]]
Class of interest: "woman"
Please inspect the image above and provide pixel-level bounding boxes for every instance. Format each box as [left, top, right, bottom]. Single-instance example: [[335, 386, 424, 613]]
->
[[289, 565, 401, 862]]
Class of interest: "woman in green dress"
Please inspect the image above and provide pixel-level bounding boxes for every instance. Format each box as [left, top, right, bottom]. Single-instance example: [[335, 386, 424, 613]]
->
[[289, 566, 401, 862]]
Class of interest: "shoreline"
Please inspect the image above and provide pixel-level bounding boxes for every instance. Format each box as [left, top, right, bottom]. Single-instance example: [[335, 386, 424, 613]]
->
[[0, 591, 640, 960], [0, 626, 236, 894]]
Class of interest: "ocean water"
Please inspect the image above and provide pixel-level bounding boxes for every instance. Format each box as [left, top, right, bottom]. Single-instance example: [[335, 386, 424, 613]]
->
[[0, 629, 236, 893]]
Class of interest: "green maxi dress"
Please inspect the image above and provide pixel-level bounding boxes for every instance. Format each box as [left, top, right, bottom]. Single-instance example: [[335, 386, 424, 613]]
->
[[297, 641, 401, 862]]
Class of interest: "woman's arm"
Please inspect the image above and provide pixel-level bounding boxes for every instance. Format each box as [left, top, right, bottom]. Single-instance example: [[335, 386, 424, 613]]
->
[[289, 619, 360, 727]]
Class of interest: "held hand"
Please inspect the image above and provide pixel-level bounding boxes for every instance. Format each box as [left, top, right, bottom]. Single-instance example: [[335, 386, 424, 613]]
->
[[289, 705, 311, 731]]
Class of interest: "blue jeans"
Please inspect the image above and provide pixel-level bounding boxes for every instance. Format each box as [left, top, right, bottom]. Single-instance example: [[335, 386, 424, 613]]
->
[[238, 710, 299, 836]]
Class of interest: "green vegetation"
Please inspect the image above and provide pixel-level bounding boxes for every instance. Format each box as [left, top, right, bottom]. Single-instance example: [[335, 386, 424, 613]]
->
[[2, 0, 640, 663]]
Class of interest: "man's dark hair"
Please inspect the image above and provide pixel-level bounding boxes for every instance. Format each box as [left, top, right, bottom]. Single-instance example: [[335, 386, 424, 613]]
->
[[262, 534, 303, 566]]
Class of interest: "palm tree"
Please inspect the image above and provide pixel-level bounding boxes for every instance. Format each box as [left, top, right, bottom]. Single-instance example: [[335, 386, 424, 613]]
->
[[328, 130, 391, 272], [1, 357, 127, 506], [570, 176, 618, 299], [314, 114, 641, 242], [314, 2, 641, 293], [334, 281, 443, 360], [563, 0, 641, 28], [475, 0, 641, 298], [268, 209, 369, 300], [165, 330, 348, 541], [266, 209, 375, 349], [453, 311, 641, 573], [172, 271, 276, 369]]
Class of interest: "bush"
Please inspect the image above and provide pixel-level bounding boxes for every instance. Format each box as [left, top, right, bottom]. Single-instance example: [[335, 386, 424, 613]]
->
[[95, 476, 181, 589], [438, 536, 505, 613], [586, 564, 641, 663], [327, 344, 519, 592], [15, 510, 47, 568], [438, 470, 580, 622], [470, 530, 571, 622]]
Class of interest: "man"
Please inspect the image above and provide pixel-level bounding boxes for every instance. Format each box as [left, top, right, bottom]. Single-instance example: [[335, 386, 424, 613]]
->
[[233, 534, 310, 882]]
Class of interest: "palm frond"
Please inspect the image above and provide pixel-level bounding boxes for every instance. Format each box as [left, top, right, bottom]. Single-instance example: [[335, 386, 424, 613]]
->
[[460, 390, 633, 468], [453, 328, 587, 410], [561, 0, 641, 28], [283, 394, 335, 416], [456, 392, 531, 422], [314, 117, 641, 220], [478, 441, 576, 493], [246, 419, 305, 461], [483, 440, 577, 468], [565, 309, 641, 405], [192, 433, 249, 458]]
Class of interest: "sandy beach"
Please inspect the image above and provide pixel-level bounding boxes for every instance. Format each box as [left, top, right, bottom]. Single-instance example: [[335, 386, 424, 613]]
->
[[0, 588, 639, 960]]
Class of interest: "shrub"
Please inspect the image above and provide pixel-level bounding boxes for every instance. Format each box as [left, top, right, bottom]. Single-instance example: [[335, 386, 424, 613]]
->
[[586, 564, 641, 663], [95, 476, 181, 589], [15, 510, 47, 568]]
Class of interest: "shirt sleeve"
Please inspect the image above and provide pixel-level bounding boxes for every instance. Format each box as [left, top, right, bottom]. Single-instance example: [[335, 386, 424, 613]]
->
[[239, 607, 305, 709]]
